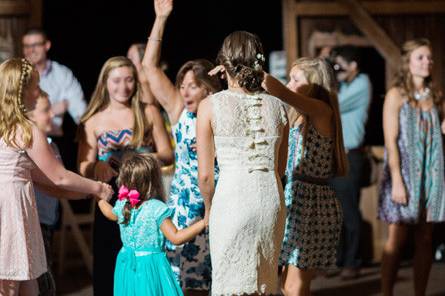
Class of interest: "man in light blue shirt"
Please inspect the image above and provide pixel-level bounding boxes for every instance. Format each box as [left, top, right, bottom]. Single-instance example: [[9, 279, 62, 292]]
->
[[330, 45, 371, 279], [22, 28, 86, 137]]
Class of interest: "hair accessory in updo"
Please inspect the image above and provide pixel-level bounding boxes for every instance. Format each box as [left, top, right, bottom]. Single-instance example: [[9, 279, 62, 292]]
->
[[253, 53, 266, 71], [18, 58, 33, 112]]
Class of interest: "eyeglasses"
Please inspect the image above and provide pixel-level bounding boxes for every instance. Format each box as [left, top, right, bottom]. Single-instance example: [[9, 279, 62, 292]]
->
[[22, 41, 45, 49]]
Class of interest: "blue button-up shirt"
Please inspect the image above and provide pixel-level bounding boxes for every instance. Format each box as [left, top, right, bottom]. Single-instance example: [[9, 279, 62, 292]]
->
[[40, 60, 86, 136], [338, 73, 372, 150], [35, 138, 61, 226]]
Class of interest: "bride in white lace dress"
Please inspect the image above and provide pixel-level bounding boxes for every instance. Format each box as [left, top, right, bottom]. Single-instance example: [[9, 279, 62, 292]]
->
[[197, 31, 288, 295]]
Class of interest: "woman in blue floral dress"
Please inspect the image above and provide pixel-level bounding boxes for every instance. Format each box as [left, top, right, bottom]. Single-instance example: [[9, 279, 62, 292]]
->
[[379, 38, 445, 296], [141, 0, 222, 293]]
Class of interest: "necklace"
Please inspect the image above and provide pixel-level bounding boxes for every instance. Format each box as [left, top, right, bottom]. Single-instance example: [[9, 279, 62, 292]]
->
[[413, 88, 431, 101]]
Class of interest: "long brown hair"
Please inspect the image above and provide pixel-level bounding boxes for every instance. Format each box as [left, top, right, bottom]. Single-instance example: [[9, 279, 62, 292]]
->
[[0, 58, 35, 148], [292, 57, 348, 176], [217, 31, 265, 92], [79, 56, 150, 147], [116, 152, 165, 225], [393, 38, 441, 109]]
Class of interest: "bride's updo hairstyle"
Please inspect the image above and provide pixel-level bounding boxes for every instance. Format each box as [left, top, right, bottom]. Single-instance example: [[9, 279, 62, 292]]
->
[[217, 31, 265, 92]]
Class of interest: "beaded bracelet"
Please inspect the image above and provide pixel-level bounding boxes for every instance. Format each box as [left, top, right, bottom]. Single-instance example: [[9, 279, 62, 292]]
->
[[148, 37, 162, 42]]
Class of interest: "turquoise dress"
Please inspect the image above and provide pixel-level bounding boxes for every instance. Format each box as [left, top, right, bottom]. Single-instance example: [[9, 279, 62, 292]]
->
[[112, 198, 183, 296]]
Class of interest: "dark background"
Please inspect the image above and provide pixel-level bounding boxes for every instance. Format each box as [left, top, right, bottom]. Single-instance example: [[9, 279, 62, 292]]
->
[[42, 0, 385, 148], [42, 0, 283, 99]]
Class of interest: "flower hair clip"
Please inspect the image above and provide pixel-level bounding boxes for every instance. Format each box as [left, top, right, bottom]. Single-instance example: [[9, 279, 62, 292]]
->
[[118, 185, 141, 207], [253, 53, 266, 71]]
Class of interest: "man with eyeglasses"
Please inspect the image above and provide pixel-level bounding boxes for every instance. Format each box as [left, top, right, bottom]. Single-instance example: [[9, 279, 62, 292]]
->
[[22, 28, 86, 137]]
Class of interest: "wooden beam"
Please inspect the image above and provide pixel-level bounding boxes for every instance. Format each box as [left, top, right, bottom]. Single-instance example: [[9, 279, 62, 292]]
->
[[29, 0, 43, 27], [0, 1, 30, 16], [338, 0, 400, 70], [294, 1, 445, 16], [283, 0, 298, 71]]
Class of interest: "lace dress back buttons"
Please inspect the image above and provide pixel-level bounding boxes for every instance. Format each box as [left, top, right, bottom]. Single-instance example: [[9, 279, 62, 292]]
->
[[209, 90, 287, 295]]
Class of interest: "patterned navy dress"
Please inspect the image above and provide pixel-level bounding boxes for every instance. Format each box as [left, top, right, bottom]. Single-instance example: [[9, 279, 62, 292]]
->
[[167, 110, 218, 290], [280, 122, 342, 269]]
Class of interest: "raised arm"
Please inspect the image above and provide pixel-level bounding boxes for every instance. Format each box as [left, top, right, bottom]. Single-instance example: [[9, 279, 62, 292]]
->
[[145, 104, 174, 165], [382, 87, 407, 205], [160, 218, 205, 245], [196, 98, 216, 225], [142, 0, 183, 123], [262, 73, 331, 118], [26, 125, 112, 200]]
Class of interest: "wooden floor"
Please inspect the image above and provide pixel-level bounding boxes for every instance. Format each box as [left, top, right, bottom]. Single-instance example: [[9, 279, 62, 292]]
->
[[56, 260, 445, 295]]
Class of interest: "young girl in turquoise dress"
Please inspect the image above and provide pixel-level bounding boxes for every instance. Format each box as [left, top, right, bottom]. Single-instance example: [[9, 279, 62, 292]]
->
[[78, 56, 173, 295], [97, 152, 206, 296], [142, 0, 222, 293]]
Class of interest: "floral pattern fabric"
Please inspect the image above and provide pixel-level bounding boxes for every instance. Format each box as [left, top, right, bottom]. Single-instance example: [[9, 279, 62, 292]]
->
[[167, 110, 217, 290], [379, 102, 445, 223]]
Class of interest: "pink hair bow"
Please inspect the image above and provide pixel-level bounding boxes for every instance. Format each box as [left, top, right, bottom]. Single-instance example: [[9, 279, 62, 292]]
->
[[118, 185, 141, 207]]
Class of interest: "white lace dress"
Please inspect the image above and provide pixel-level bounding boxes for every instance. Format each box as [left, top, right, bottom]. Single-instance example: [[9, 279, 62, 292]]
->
[[208, 90, 287, 295]]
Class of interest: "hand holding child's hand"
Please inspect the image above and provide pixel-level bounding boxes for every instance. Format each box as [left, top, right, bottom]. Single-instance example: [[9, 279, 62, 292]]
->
[[97, 182, 113, 202]]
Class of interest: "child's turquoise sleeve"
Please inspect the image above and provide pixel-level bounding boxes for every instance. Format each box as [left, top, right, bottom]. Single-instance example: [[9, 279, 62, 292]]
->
[[112, 200, 126, 223], [155, 201, 174, 227]]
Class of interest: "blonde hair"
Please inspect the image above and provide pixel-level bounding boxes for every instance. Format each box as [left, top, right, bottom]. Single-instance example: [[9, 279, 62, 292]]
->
[[79, 56, 150, 147], [393, 38, 441, 110], [292, 57, 348, 176], [116, 152, 165, 225], [0, 58, 35, 148]]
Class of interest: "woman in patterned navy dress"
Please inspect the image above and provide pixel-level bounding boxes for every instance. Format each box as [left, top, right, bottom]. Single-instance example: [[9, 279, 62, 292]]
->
[[141, 0, 222, 293], [78, 56, 173, 295], [379, 39, 445, 296], [262, 58, 347, 296]]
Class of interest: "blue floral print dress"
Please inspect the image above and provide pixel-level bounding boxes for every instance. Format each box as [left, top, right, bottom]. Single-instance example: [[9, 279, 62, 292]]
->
[[167, 110, 218, 290]]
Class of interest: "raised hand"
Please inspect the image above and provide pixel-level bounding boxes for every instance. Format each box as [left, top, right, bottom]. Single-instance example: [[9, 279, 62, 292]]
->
[[154, 0, 173, 18]]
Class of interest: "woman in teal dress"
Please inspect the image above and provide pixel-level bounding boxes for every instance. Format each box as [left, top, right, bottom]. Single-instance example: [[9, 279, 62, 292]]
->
[[97, 153, 206, 296], [78, 56, 173, 295]]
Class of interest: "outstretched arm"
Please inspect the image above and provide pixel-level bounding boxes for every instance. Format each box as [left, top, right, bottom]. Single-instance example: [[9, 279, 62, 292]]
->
[[160, 218, 205, 245], [97, 200, 118, 221], [26, 125, 113, 200], [262, 73, 332, 118], [142, 0, 183, 123], [196, 98, 215, 225]]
